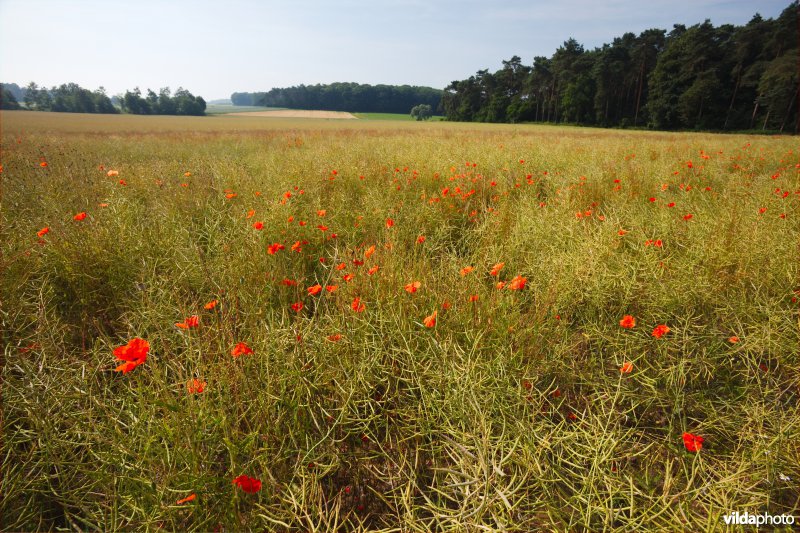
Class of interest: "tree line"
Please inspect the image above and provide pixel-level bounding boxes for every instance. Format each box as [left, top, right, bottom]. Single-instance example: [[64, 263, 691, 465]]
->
[[119, 87, 206, 116], [442, 4, 797, 132], [232, 83, 443, 114], [1, 82, 118, 113], [0, 82, 206, 116]]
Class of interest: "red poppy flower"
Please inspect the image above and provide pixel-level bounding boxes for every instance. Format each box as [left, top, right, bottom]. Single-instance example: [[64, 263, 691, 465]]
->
[[317, 209, 326, 217], [327, 333, 342, 342], [107, 169, 119, 177], [113, 338, 149, 373], [253, 221, 264, 230], [73, 212, 87, 221], [683, 214, 693, 221], [231, 342, 254, 357], [232, 475, 262, 493], [508, 275, 527, 290], [405, 281, 422, 293], [37, 227, 50, 237], [423, 310, 437, 328], [619, 315, 636, 329], [175, 315, 199, 329], [204, 299, 218, 310], [385, 218, 395, 228], [652, 324, 670, 339], [291, 302, 304, 313], [469, 294, 479, 302], [307, 284, 323, 296], [351, 297, 365, 313], [325, 285, 338, 293], [682, 432, 704, 453], [728, 336, 739, 343], [317, 225, 329, 232], [280, 278, 298, 286], [267, 243, 285, 255], [343, 273, 354, 282], [490, 262, 505, 276], [40, 161, 48, 168], [187, 378, 207, 394], [460, 266, 474, 276], [176, 493, 197, 505], [367, 265, 379, 275], [617, 229, 627, 236], [620, 361, 633, 373], [364, 245, 376, 259], [416, 235, 426, 244]]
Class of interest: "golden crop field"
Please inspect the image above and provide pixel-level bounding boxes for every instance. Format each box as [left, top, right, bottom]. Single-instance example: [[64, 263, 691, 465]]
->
[[2, 110, 798, 531]]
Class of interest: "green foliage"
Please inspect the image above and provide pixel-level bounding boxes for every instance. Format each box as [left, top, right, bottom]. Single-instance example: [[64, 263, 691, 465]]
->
[[120, 87, 206, 116], [444, 3, 797, 132], [1, 85, 21, 109], [15, 81, 118, 114], [410, 104, 432, 121], [234, 83, 443, 114]]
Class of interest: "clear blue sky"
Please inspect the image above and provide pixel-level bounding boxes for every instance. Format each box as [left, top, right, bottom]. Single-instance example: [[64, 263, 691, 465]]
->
[[0, 0, 790, 100]]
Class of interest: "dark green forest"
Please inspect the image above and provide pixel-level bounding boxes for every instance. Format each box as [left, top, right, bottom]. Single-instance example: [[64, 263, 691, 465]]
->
[[1, 82, 117, 113], [119, 87, 206, 116], [443, 4, 798, 132], [0, 83, 206, 116], [232, 83, 443, 114]]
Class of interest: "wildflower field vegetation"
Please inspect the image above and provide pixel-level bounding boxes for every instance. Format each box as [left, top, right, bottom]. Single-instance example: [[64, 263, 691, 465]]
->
[[1, 111, 798, 531]]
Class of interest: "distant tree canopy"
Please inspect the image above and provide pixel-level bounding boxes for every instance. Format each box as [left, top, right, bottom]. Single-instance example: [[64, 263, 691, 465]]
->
[[231, 92, 260, 106], [10, 82, 119, 114], [1, 82, 207, 116], [1, 85, 21, 110], [443, 3, 797, 132], [119, 87, 206, 116], [1, 82, 24, 102], [410, 104, 433, 121], [232, 83, 443, 114]]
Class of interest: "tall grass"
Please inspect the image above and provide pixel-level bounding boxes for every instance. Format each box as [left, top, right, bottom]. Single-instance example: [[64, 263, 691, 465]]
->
[[1, 111, 798, 531]]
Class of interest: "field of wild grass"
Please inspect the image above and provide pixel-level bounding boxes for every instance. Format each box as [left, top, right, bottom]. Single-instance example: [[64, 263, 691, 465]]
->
[[1, 110, 798, 531]]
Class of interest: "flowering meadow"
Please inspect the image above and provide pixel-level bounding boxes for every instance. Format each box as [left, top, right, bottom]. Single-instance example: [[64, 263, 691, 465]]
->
[[1, 111, 798, 531]]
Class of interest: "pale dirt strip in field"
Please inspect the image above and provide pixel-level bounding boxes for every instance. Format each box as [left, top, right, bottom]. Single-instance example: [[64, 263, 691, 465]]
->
[[228, 110, 358, 119]]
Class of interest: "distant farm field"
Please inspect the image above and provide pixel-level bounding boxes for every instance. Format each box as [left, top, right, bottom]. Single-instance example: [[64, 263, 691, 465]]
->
[[204, 104, 287, 115], [227, 109, 358, 119], [1, 110, 798, 531], [354, 112, 445, 121]]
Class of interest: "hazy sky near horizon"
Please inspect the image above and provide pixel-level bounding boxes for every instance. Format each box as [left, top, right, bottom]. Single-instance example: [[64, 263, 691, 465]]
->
[[0, 0, 790, 100]]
